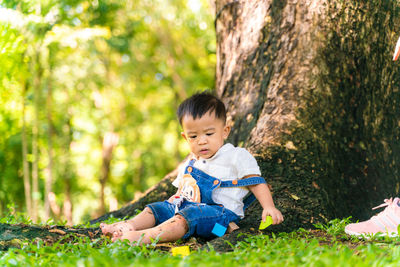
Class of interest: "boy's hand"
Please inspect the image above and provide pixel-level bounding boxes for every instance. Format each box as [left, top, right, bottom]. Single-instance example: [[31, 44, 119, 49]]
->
[[167, 195, 176, 203], [262, 206, 284, 225]]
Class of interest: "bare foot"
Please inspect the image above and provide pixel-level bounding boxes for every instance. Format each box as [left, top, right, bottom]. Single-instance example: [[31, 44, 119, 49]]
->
[[110, 215, 188, 245], [111, 230, 124, 242], [100, 221, 135, 236], [112, 230, 146, 244]]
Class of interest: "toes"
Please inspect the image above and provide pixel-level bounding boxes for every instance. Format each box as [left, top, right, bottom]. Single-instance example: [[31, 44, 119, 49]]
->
[[100, 223, 109, 234], [100, 224, 115, 237], [112, 231, 121, 242]]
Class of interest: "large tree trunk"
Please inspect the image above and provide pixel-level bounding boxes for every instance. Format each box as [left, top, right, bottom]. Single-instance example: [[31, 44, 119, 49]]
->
[[215, 0, 400, 228], [94, 0, 400, 232], [3, 0, 400, 251], [214, 0, 330, 230]]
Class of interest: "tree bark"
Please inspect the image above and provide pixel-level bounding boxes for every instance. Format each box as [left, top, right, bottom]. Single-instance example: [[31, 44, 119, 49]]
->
[[98, 132, 119, 216], [214, 0, 400, 228]]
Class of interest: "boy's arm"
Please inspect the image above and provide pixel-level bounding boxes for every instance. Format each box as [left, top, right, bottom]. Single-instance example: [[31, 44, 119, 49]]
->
[[248, 180, 284, 225]]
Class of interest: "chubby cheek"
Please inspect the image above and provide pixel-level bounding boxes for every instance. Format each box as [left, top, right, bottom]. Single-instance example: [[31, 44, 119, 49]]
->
[[188, 143, 199, 154], [211, 138, 223, 148], [189, 143, 197, 150]]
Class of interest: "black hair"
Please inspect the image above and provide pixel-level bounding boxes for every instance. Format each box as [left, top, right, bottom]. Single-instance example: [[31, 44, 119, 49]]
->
[[177, 92, 227, 125]]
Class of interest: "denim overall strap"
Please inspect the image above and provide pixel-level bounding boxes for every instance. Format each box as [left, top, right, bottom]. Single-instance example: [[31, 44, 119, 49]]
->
[[242, 193, 257, 211], [183, 159, 266, 211], [219, 176, 266, 188], [186, 159, 196, 169], [220, 177, 266, 211], [184, 159, 221, 205]]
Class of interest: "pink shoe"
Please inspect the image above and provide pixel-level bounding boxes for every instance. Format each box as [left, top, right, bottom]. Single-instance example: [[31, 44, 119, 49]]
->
[[345, 198, 400, 238]]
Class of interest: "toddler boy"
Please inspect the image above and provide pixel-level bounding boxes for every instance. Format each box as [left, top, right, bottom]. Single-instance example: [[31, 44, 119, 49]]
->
[[101, 92, 283, 244]]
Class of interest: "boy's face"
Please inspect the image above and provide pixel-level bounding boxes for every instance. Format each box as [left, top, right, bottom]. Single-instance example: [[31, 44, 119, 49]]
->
[[181, 111, 230, 159]]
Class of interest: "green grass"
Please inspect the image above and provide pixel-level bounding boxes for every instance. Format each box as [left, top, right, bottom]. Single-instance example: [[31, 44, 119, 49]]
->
[[2, 215, 400, 266]]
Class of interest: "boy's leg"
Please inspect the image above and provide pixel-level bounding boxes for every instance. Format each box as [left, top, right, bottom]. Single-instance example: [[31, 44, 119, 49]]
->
[[177, 203, 240, 239], [112, 214, 188, 244], [100, 207, 156, 235]]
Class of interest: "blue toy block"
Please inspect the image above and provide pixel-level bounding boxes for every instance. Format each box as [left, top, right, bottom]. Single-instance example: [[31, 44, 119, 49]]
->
[[212, 223, 227, 237]]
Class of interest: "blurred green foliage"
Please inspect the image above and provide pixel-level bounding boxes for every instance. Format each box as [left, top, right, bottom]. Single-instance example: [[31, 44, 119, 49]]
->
[[0, 0, 215, 223]]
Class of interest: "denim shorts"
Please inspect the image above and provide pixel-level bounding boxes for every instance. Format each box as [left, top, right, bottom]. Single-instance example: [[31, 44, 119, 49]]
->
[[146, 200, 240, 239]]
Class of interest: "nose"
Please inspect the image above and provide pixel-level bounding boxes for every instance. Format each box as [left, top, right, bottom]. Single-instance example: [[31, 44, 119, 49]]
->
[[198, 135, 207, 144]]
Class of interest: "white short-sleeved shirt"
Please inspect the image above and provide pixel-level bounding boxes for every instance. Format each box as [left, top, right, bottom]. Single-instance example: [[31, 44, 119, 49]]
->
[[172, 143, 261, 218]]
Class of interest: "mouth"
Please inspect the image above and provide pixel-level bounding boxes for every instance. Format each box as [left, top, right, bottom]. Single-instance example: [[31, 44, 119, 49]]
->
[[199, 149, 209, 154]]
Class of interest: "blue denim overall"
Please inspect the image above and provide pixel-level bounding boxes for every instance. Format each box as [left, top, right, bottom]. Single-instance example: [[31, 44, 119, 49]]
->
[[146, 159, 266, 239], [184, 159, 266, 209]]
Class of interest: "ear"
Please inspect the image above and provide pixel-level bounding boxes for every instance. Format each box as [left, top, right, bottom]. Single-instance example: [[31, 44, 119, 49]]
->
[[181, 132, 187, 141], [223, 125, 231, 140]]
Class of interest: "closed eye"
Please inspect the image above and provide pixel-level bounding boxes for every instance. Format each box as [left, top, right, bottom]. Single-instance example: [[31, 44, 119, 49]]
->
[[206, 133, 214, 136]]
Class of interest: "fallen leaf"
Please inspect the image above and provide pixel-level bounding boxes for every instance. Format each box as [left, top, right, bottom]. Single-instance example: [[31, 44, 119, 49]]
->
[[49, 229, 66, 235], [290, 194, 300, 200]]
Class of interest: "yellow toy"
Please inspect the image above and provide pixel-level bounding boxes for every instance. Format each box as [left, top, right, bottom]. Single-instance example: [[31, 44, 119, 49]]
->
[[259, 216, 273, 230], [171, 246, 190, 257]]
